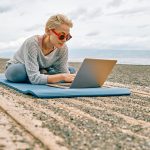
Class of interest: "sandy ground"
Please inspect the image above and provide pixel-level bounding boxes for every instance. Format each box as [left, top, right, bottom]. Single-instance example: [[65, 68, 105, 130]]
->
[[0, 58, 150, 150]]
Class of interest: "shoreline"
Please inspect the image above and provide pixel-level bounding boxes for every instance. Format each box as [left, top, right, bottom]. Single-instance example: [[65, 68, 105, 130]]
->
[[1, 57, 150, 66]]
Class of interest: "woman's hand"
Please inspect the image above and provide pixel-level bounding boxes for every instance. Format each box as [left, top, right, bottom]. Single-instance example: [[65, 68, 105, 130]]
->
[[62, 73, 76, 83], [47, 73, 76, 83]]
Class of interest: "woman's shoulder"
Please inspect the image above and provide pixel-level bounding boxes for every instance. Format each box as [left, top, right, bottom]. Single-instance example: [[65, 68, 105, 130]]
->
[[23, 35, 39, 46], [20, 35, 41, 55]]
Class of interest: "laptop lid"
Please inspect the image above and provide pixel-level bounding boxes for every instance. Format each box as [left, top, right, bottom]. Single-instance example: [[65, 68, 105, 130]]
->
[[70, 58, 117, 88]]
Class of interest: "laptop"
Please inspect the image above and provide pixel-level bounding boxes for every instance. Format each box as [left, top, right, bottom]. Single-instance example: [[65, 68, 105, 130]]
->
[[47, 58, 117, 89]]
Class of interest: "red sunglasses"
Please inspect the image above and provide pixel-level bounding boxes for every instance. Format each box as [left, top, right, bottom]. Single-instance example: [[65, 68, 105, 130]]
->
[[51, 29, 72, 41]]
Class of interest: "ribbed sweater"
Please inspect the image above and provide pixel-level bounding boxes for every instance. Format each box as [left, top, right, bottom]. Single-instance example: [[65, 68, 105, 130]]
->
[[7, 35, 69, 84]]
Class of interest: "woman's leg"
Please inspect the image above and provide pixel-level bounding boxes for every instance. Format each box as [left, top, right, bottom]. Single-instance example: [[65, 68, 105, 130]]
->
[[68, 66, 76, 74], [47, 66, 76, 75], [5, 64, 29, 83]]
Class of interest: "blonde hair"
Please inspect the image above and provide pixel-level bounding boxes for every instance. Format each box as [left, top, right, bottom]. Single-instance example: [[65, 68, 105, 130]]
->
[[45, 14, 73, 34]]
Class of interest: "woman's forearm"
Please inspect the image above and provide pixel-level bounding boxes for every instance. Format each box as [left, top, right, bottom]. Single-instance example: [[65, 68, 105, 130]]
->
[[47, 74, 64, 83]]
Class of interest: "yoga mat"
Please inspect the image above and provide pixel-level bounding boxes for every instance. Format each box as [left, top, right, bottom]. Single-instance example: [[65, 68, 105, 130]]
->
[[0, 74, 130, 98]]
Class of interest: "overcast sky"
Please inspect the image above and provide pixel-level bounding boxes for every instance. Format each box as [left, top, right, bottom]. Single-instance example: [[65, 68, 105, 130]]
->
[[0, 0, 150, 53]]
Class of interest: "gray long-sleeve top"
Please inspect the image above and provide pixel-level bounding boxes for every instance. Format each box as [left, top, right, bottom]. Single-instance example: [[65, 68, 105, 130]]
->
[[7, 35, 69, 84]]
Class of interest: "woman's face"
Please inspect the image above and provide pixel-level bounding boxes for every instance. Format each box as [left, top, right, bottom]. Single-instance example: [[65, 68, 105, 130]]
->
[[49, 24, 71, 48]]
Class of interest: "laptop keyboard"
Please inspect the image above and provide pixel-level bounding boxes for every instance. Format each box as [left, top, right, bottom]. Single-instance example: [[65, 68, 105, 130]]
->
[[58, 83, 71, 87], [47, 83, 71, 88]]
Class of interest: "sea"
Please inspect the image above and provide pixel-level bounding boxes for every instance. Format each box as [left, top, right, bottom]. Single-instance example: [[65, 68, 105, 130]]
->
[[69, 49, 150, 65], [0, 49, 150, 65]]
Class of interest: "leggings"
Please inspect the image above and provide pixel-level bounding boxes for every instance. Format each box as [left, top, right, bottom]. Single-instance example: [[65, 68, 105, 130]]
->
[[5, 63, 76, 83]]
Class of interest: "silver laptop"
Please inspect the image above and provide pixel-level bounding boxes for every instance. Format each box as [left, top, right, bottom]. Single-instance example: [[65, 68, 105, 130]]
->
[[47, 58, 117, 89]]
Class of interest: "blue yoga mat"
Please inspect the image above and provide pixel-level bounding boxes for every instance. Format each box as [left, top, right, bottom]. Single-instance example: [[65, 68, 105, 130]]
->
[[0, 74, 130, 98]]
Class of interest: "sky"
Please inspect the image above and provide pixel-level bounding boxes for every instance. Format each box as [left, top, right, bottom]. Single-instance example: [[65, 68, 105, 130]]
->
[[0, 0, 150, 60]]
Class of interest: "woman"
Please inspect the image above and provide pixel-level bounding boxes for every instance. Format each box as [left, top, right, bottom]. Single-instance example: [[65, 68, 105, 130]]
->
[[5, 14, 76, 84]]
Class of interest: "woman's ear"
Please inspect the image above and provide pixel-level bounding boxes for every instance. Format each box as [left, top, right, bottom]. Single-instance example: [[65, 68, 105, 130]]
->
[[47, 29, 53, 35], [49, 29, 53, 35]]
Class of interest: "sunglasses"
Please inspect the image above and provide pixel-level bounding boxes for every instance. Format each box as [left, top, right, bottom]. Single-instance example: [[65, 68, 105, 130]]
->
[[51, 29, 72, 41]]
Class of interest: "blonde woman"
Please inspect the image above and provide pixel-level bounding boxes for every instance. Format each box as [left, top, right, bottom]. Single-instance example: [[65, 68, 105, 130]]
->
[[5, 14, 76, 84]]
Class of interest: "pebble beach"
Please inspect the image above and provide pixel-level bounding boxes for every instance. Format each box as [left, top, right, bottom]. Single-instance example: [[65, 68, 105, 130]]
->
[[0, 58, 150, 150]]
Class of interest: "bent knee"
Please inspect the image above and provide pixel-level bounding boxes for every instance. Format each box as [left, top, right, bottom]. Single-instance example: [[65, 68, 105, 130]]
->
[[5, 64, 27, 82], [69, 66, 76, 74]]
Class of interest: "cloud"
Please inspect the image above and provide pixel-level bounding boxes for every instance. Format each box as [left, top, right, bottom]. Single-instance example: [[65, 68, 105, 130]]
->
[[0, 0, 150, 55], [0, 37, 26, 51], [108, 6, 150, 16], [69, 32, 150, 50], [99, 36, 150, 50], [68, 8, 88, 20], [24, 24, 43, 32], [137, 24, 150, 29], [87, 8, 103, 19], [0, 5, 13, 13], [107, 0, 124, 8], [85, 31, 100, 36], [68, 7, 102, 21]]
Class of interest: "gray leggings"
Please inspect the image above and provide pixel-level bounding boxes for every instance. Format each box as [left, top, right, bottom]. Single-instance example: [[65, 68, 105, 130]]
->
[[5, 63, 76, 83]]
